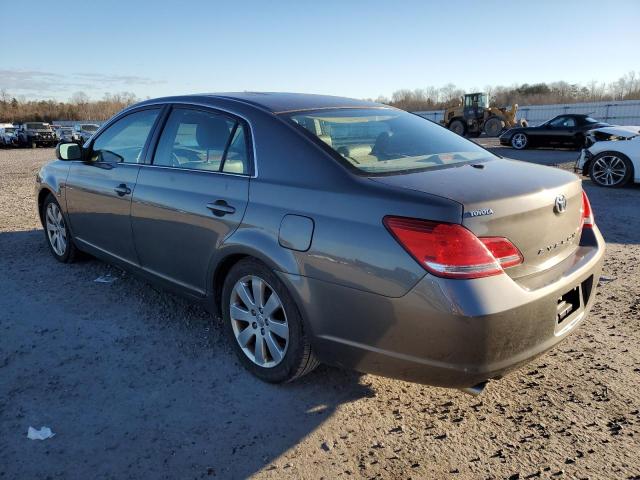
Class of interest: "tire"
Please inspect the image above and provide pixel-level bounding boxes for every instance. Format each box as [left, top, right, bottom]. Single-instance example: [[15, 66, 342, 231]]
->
[[42, 194, 78, 263], [222, 258, 319, 383], [483, 117, 504, 137], [449, 119, 466, 136], [589, 151, 633, 188], [511, 132, 528, 150], [31, 140, 37, 149]]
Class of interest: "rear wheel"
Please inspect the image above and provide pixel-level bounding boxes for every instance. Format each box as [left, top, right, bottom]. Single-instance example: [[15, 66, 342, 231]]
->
[[43, 194, 78, 263], [589, 152, 633, 188], [449, 119, 466, 136], [511, 132, 528, 150], [222, 258, 319, 383], [483, 117, 504, 137]]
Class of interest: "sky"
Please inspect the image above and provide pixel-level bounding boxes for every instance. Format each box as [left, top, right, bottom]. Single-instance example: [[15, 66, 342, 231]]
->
[[2, 0, 639, 101]]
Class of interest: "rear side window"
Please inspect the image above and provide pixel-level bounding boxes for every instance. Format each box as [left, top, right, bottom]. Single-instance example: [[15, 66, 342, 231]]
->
[[153, 108, 250, 174], [91, 109, 160, 163]]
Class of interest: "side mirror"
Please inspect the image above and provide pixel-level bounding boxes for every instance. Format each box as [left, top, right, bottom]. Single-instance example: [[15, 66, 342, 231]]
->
[[56, 142, 82, 161]]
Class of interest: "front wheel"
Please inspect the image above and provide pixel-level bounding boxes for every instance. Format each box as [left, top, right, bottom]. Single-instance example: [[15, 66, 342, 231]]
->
[[222, 258, 319, 383], [43, 194, 78, 263], [483, 117, 504, 137], [589, 152, 633, 188], [511, 132, 528, 150], [448, 119, 466, 136]]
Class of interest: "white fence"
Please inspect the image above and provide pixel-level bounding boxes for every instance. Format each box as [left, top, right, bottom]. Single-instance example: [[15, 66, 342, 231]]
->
[[414, 100, 640, 127]]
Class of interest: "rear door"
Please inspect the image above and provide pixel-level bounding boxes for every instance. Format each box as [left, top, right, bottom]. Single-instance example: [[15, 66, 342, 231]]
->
[[131, 106, 251, 294], [65, 107, 162, 264]]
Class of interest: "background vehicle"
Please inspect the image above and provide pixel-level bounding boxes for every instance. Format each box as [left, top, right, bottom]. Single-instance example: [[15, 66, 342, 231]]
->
[[500, 114, 609, 150], [74, 123, 100, 144], [441, 92, 525, 137], [576, 126, 639, 187], [16, 122, 57, 148], [37, 93, 604, 392], [54, 126, 81, 144], [0, 125, 18, 147]]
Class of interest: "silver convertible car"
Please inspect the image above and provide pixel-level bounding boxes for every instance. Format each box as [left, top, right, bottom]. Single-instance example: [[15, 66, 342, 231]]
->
[[36, 93, 605, 393]]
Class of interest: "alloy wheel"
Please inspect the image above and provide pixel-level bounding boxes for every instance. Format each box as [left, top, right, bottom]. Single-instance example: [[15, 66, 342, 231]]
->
[[45, 202, 67, 256], [592, 155, 627, 186], [511, 133, 527, 149], [229, 275, 289, 368]]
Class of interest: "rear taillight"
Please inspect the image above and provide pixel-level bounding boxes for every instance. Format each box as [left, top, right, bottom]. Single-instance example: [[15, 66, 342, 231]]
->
[[581, 191, 594, 228], [383, 217, 523, 279]]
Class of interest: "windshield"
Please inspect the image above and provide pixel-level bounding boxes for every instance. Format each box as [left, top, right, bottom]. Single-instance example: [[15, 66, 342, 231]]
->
[[4, 128, 15, 134], [26, 123, 49, 130], [584, 117, 600, 124], [286, 108, 494, 175], [82, 124, 99, 131], [59, 127, 73, 133]]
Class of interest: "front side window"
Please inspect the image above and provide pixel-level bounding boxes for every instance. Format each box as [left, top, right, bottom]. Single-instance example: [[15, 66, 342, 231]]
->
[[91, 109, 159, 163], [549, 116, 575, 128], [153, 108, 250, 174], [286, 108, 494, 175]]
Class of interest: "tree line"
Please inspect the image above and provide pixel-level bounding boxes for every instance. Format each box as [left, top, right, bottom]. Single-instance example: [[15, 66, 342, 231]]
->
[[2, 71, 640, 122], [0, 91, 139, 123], [376, 71, 640, 112]]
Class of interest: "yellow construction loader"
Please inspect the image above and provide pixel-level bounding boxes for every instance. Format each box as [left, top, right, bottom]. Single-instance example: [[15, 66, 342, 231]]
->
[[440, 92, 527, 137]]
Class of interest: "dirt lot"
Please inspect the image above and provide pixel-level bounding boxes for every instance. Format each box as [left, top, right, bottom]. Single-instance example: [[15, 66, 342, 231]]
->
[[1, 146, 639, 480]]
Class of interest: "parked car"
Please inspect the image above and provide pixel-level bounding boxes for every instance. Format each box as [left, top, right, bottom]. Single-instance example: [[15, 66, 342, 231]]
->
[[36, 93, 604, 393], [16, 122, 57, 148], [54, 126, 81, 144], [74, 123, 100, 144], [0, 125, 18, 147], [500, 114, 609, 150], [575, 125, 640, 187]]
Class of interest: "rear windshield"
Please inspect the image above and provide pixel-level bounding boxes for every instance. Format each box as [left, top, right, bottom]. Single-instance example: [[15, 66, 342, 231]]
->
[[82, 124, 99, 131], [286, 108, 493, 175]]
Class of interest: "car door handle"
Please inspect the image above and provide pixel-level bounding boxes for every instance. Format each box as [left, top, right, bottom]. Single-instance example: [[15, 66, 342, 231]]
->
[[206, 200, 236, 216], [114, 184, 132, 196]]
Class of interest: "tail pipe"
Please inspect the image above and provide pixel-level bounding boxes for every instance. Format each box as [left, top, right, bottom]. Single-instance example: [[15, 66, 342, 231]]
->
[[460, 381, 487, 396]]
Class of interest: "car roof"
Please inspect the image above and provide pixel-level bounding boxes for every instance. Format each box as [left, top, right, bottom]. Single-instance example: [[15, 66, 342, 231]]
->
[[136, 92, 386, 115]]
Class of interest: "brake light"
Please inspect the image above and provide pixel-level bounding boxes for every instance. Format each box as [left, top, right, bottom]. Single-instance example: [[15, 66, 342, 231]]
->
[[581, 191, 594, 228], [480, 237, 524, 268], [383, 217, 523, 279]]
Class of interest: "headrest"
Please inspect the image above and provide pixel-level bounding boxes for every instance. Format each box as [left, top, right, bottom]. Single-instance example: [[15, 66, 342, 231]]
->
[[196, 118, 231, 150]]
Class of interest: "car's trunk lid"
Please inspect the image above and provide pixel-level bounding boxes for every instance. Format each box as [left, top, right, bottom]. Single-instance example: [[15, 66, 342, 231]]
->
[[370, 158, 584, 278]]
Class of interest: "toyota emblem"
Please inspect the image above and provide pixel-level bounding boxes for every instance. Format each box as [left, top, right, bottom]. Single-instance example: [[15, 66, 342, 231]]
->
[[554, 194, 567, 214]]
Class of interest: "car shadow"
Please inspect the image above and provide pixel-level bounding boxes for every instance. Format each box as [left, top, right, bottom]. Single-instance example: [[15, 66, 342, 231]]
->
[[581, 179, 640, 246], [0, 229, 374, 479]]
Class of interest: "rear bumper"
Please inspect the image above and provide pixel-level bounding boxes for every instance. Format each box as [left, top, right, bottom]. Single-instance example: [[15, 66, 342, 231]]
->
[[281, 226, 605, 388]]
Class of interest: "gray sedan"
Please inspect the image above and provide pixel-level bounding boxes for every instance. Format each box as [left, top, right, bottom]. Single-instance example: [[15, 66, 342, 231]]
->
[[35, 93, 605, 393]]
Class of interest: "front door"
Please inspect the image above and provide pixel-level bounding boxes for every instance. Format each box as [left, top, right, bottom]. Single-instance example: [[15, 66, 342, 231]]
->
[[65, 108, 161, 264], [131, 106, 251, 294]]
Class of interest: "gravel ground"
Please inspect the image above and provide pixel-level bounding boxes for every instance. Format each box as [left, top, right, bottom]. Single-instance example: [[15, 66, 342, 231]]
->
[[0, 147, 639, 480]]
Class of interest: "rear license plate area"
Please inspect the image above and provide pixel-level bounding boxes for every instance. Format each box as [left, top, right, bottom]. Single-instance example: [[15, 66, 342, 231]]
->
[[555, 276, 594, 334]]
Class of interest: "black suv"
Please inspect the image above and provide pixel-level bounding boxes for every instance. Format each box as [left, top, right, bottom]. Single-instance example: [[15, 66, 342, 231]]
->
[[17, 122, 57, 148]]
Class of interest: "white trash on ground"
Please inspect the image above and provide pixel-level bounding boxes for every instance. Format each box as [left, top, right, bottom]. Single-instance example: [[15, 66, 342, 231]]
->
[[27, 426, 55, 440], [94, 275, 117, 284]]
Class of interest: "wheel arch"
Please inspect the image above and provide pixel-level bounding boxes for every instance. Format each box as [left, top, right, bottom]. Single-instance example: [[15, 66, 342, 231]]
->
[[207, 236, 301, 318], [37, 187, 56, 226]]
